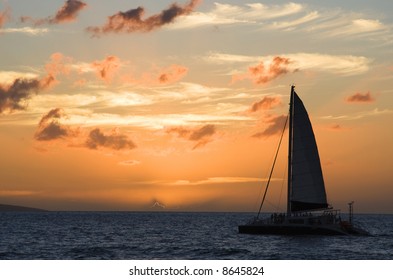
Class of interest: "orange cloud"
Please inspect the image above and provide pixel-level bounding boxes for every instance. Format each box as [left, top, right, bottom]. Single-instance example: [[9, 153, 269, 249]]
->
[[166, 124, 217, 149], [158, 65, 188, 84], [249, 96, 282, 112], [40, 53, 72, 88], [346, 92, 375, 103], [0, 6, 10, 28], [21, 0, 87, 25], [122, 64, 188, 85], [91, 56, 121, 83], [252, 114, 287, 138], [34, 108, 78, 141], [87, 0, 201, 36], [85, 128, 136, 150], [233, 56, 294, 85]]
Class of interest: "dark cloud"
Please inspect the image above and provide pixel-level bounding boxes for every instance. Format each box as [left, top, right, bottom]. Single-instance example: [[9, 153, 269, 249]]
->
[[249, 96, 282, 112], [346, 92, 375, 103], [166, 126, 190, 138], [21, 0, 87, 25], [189, 124, 216, 141], [0, 53, 69, 114], [166, 124, 217, 149], [34, 108, 76, 141], [85, 128, 136, 150], [34, 109, 137, 151], [0, 78, 41, 114], [38, 107, 64, 126], [233, 56, 295, 85], [252, 114, 287, 138], [35, 122, 71, 141], [330, 124, 341, 130], [0, 6, 10, 28], [52, 0, 87, 23], [86, 0, 200, 36], [327, 124, 346, 131]]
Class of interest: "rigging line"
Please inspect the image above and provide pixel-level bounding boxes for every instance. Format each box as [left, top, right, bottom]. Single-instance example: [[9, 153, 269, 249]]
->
[[252, 137, 279, 213], [276, 163, 288, 212], [256, 114, 289, 219]]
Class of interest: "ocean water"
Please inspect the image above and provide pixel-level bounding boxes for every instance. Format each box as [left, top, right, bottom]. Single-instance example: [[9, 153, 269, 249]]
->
[[0, 212, 392, 260]]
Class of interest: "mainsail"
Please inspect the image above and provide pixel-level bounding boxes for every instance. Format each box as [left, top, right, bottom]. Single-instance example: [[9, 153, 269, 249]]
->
[[289, 89, 328, 212]]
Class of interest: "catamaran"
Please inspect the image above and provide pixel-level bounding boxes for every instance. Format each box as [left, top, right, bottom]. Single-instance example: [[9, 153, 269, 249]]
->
[[239, 86, 368, 235]]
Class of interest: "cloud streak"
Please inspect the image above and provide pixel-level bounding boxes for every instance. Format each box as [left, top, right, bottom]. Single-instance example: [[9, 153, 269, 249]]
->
[[87, 0, 201, 36], [21, 0, 87, 25], [169, 2, 303, 29], [207, 52, 370, 76], [169, 176, 273, 186], [0, 27, 49, 35], [322, 108, 392, 121], [168, 2, 390, 43]]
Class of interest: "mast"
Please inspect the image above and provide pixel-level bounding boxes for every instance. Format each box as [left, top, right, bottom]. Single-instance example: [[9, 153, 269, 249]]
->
[[287, 85, 295, 216]]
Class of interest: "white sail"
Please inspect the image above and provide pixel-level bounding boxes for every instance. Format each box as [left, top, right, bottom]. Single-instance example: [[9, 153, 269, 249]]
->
[[289, 91, 328, 212]]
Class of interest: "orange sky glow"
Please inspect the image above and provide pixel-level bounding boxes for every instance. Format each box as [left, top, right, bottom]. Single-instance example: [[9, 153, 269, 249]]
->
[[1, 0, 393, 213]]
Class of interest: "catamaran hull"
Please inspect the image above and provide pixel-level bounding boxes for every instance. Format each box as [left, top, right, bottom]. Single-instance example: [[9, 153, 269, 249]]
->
[[238, 224, 349, 235]]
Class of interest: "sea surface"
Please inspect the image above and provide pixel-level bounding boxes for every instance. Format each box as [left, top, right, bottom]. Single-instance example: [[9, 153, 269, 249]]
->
[[0, 212, 392, 260]]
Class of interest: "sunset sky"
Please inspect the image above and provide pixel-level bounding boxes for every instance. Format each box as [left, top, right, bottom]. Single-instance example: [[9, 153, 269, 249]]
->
[[1, 0, 392, 213]]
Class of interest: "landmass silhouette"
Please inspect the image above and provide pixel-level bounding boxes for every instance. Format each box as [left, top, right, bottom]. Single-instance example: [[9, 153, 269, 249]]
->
[[0, 204, 47, 212]]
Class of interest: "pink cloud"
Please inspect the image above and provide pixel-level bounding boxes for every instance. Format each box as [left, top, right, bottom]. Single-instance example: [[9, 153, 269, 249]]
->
[[90, 56, 121, 83], [40, 53, 72, 88], [158, 65, 188, 84], [346, 92, 375, 103], [233, 56, 295, 85], [0, 6, 10, 28], [122, 64, 188, 85]]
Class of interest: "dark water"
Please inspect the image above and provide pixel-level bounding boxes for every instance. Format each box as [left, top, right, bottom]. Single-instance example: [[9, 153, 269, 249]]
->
[[0, 212, 392, 260]]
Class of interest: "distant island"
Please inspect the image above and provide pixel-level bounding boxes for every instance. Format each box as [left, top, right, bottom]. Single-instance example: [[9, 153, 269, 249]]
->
[[0, 204, 48, 212]]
